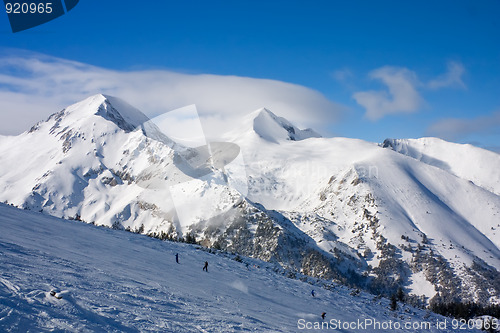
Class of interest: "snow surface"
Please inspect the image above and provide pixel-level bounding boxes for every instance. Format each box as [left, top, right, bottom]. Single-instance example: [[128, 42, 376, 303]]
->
[[0, 203, 471, 332], [407, 272, 436, 299], [226, 108, 321, 144], [252, 108, 321, 143], [383, 137, 500, 195]]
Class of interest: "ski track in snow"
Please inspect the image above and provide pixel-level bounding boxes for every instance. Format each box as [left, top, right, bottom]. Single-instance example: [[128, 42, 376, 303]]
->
[[0, 204, 475, 332]]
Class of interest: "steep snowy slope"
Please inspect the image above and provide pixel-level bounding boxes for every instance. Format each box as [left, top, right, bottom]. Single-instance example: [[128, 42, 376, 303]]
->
[[0, 94, 238, 237], [223, 108, 500, 304], [0, 94, 499, 307], [382, 137, 500, 195], [250, 108, 321, 142], [225, 111, 500, 266], [0, 203, 474, 332]]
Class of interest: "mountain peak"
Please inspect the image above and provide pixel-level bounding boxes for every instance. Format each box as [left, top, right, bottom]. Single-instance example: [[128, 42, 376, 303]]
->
[[249, 107, 321, 143], [27, 94, 153, 138], [61, 94, 150, 133], [24, 94, 174, 153]]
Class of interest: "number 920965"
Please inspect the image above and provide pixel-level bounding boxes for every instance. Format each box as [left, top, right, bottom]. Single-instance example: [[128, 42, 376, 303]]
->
[[5, 2, 53, 14]]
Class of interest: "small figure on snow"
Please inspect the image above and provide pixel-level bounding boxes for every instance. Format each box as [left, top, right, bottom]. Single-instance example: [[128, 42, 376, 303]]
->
[[321, 312, 326, 320], [203, 261, 209, 272], [50, 290, 62, 299], [311, 290, 315, 297], [175, 253, 179, 264]]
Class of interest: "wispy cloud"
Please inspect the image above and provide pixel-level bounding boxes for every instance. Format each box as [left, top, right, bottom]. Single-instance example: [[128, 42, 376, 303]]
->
[[0, 51, 344, 137], [352, 66, 422, 121], [426, 110, 500, 141], [353, 62, 466, 120], [427, 61, 466, 90]]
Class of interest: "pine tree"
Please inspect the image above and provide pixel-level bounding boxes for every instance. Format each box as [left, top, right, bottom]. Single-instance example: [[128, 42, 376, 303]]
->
[[390, 294, 398, 311], [184, 232, 197, 244], [396, 287, 405, 302], [422, 234, 428, 244]]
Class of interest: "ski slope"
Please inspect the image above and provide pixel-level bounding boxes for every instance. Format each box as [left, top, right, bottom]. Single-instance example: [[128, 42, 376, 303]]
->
[[0, 203, 467, 332]]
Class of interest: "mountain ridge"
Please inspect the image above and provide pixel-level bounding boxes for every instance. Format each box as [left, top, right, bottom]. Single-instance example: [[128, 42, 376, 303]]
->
[[222, 107, 321, 144], [382, 137, 500, 195], [1, 94, 499, 307]]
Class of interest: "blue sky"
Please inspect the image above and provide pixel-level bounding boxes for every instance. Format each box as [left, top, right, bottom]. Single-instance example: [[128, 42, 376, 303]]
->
[[1, 0, 499, 150]]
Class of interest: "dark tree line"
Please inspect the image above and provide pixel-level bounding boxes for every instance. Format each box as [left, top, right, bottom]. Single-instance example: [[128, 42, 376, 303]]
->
[[430, 301, 500, 321]]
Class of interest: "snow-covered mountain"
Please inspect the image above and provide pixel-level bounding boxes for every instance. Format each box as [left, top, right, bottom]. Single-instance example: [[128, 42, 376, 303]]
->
[[1, 203, 472, 332], [239, 107, 322, 143], [0, 94, 499, 307], [382, 137, 500, 196]]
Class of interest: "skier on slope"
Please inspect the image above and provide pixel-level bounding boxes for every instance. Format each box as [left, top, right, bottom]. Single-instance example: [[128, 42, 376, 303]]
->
[[175, 253, 179, 264], [203, 261, 208, 272], [311, 290, 315, 297]]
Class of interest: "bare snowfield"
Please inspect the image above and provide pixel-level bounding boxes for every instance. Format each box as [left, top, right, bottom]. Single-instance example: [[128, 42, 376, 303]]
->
[[0, 203, 476, 332]]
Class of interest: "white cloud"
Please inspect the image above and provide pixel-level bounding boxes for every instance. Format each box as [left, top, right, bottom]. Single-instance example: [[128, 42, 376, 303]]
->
[[427, 61, 466, 90], [0, 52, 343, 137], [353, 62, 467, 121], [352, 66, 422, 121], [426, 110, 500, 141]]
